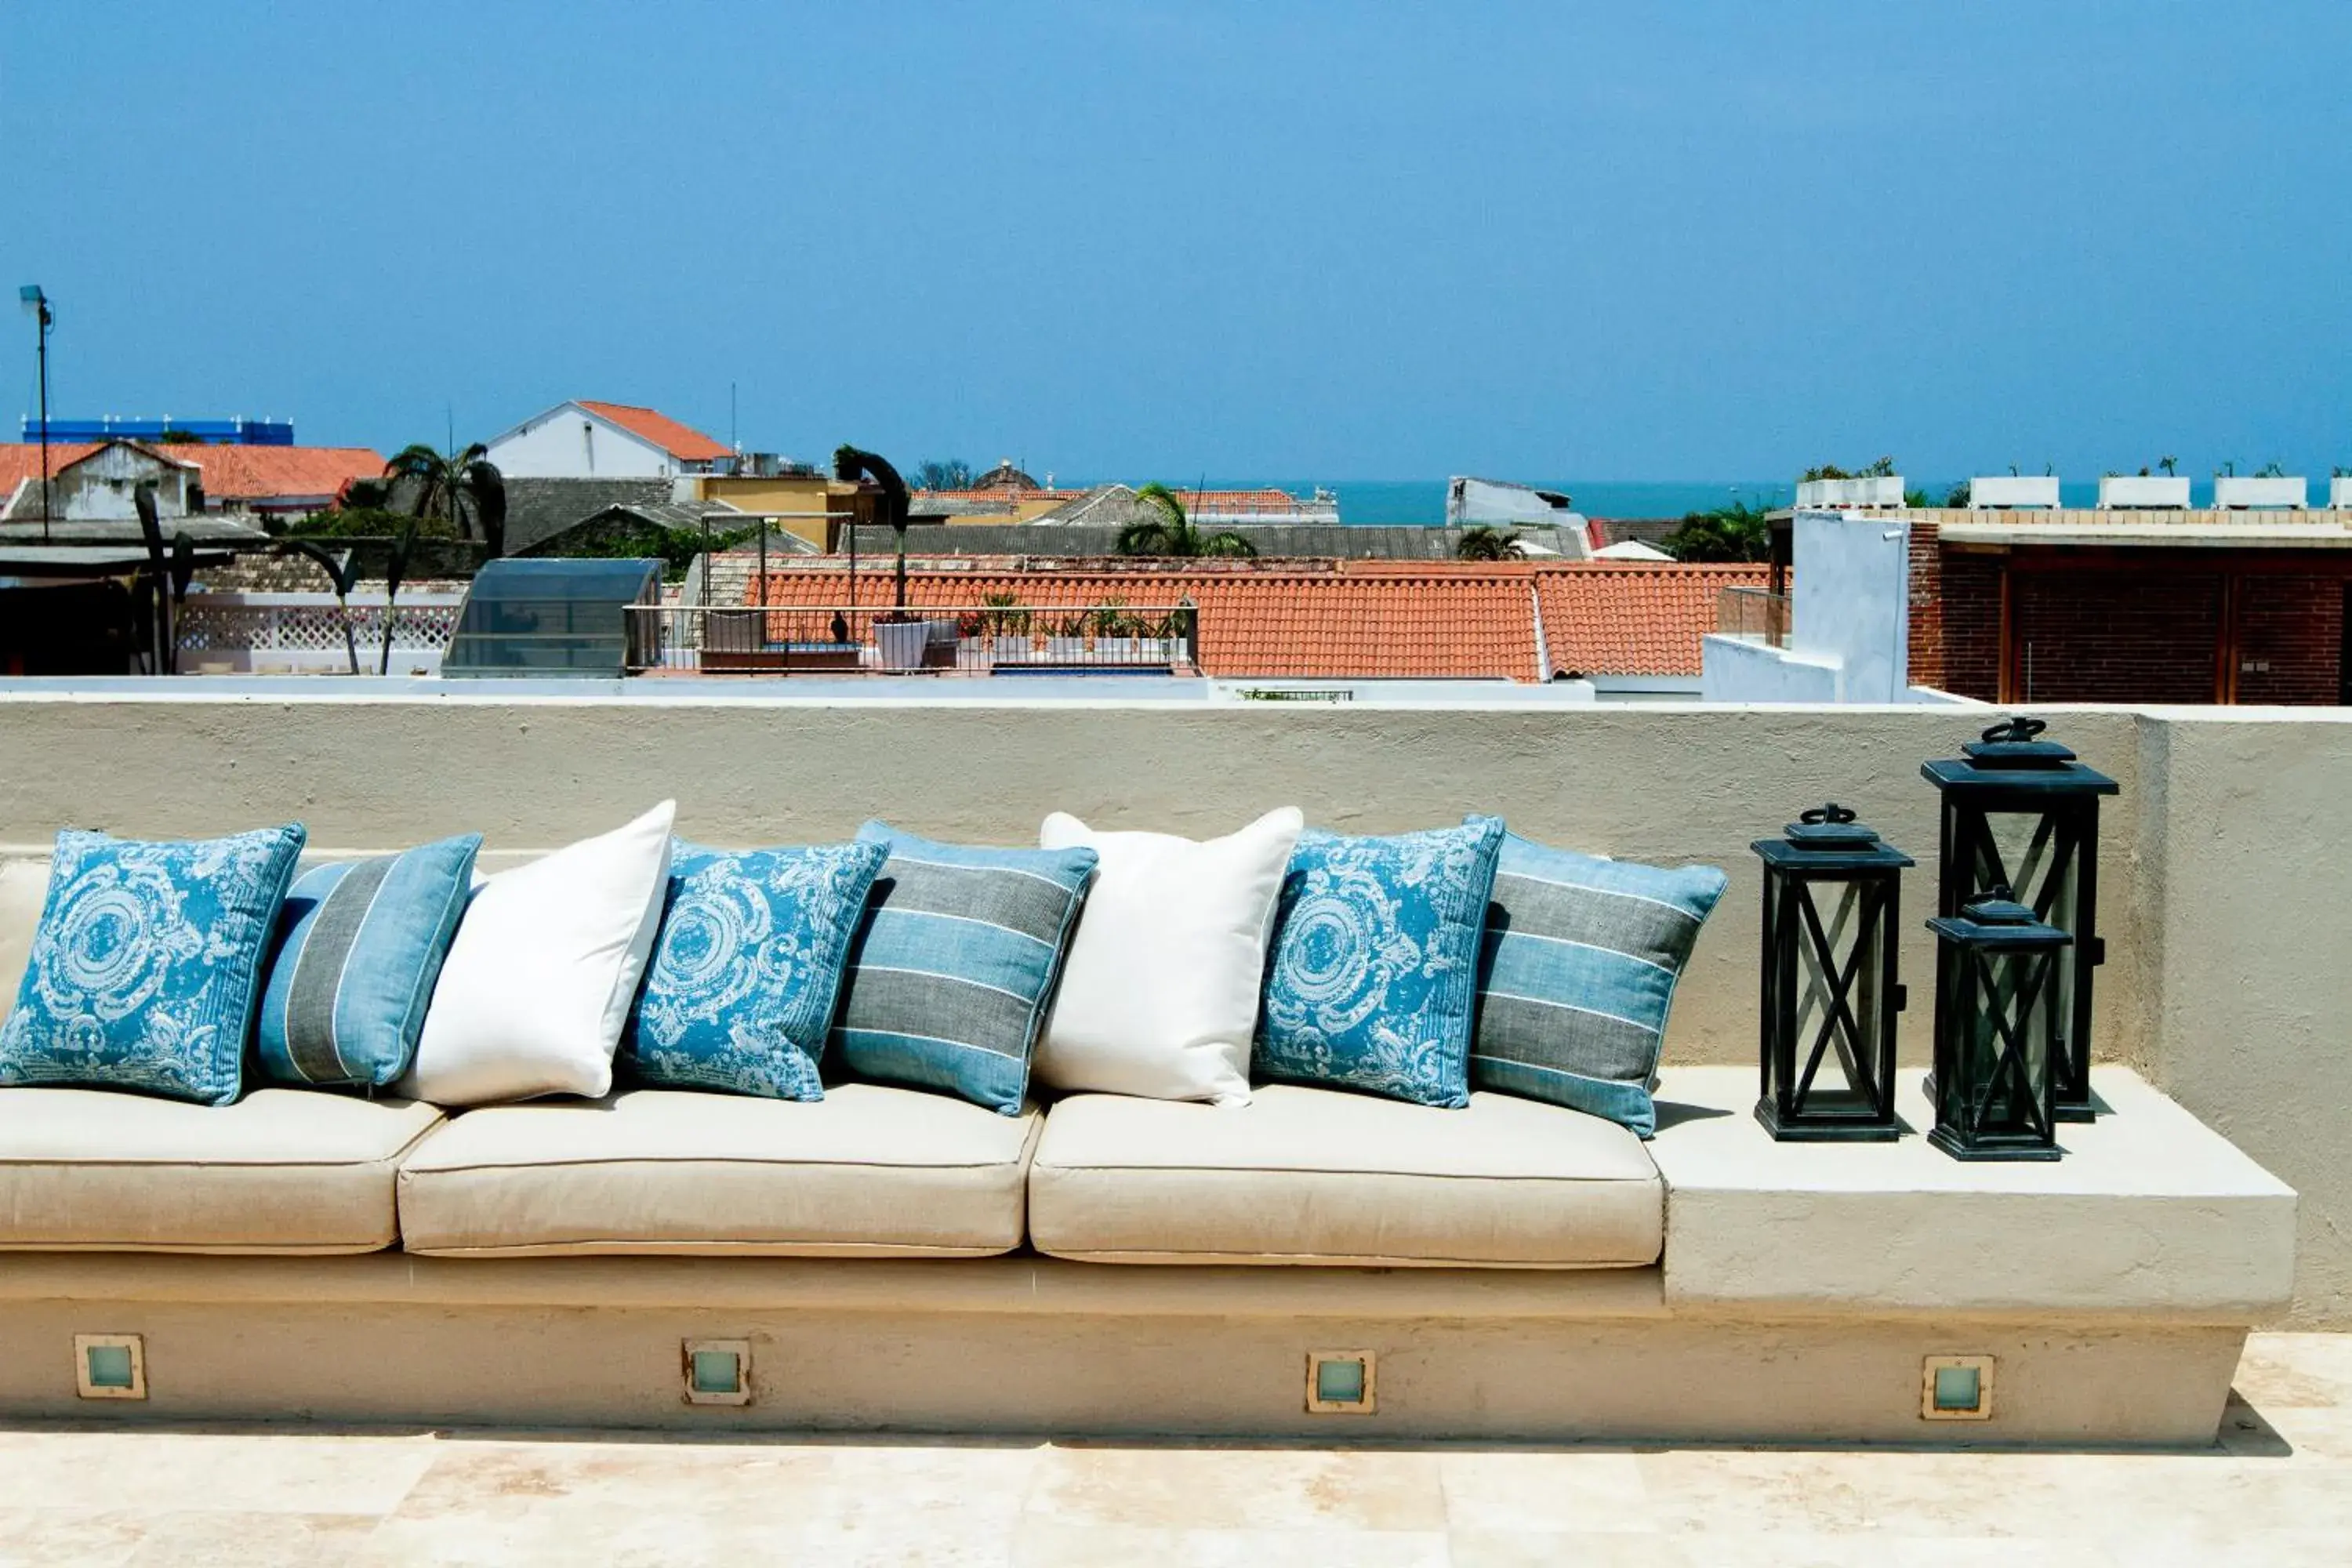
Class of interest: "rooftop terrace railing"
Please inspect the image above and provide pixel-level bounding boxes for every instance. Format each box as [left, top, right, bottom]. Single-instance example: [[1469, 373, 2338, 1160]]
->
[[1716, 585, 1793, 648], [626, 603, 1199, 677]]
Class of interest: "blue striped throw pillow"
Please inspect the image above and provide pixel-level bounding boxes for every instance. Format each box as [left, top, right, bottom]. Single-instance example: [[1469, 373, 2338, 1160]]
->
[[622, 838, 890, 1101], [832, 822, 1097, 1114], [256, 834, 481, 1089], [1472, 833, 1726, 1138]]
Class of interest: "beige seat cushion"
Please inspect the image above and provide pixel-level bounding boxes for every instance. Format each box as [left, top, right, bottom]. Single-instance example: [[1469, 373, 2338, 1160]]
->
[[0, 1087, 444, 1254], [1030, 1085, 1662, 1268], [396, 1083, 1041, 1258]]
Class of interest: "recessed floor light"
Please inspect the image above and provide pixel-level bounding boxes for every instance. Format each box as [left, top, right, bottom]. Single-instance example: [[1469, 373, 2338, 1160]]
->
[[1922, 1354, 1994, 1421], [1306, 1351, 1375, 1414], [683, 1339, 752, 1406], [74, 1334, 146, 1401]]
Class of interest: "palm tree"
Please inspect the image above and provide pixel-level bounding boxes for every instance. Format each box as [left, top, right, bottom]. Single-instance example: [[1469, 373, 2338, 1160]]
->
[[383, 443, 506, 557], [1455, 525, 1526, 561], [1114, 484, 1258, 558], [277, 539, 364, 674], [1661, 500, 1774, 563]]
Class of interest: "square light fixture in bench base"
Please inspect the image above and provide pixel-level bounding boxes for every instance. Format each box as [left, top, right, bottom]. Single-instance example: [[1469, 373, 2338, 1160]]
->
[[1306, 1350, 1375, 1414], [1922, 1355, 1995, 1421], [682, 1338, 752, 1406], [74, 1334, 146, 1401]]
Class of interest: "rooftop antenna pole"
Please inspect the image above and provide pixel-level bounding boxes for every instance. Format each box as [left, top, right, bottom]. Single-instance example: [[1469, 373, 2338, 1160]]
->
[[19, 285, 53, 544], [730, 381, 738, 456]]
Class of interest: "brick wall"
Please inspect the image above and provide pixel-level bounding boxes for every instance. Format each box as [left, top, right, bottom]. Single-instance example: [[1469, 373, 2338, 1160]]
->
[[1925, 544, 2347, 706], [2013, 572, 2220, 703], [1935, 554, 2005, 700], [1907, 521, 1944, 690], [2237, 577, 2344, 706]]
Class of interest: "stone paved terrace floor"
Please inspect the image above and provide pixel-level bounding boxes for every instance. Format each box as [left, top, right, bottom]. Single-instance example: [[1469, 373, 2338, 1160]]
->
[[3, 1333, 2350, 1566]]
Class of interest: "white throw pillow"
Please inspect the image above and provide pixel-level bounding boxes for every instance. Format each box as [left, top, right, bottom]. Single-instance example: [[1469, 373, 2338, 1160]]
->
[[400, 802, 676, 1105], [1036, 807, 1303, 1106]]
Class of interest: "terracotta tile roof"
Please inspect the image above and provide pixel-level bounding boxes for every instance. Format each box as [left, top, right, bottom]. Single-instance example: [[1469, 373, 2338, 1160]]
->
[[743, 559, 1762, 681], [0, 442, 114, 490], [575, 401, 731, 463], [172, 445, 383, 502], [1535, 562, 1769, 677], [0, 441, 384, 505], [745, 565, 1547, 681]]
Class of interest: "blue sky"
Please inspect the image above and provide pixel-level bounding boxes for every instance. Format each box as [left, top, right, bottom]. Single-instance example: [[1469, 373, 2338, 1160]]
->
[[3, 2, 2347, 481]]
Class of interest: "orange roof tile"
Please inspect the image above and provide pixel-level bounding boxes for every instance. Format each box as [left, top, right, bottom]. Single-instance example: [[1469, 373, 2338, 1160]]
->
[[742, 559, 1766, 681], [746, 566, 1545, 681], [575, 401, 731, 462], [0, 441, 383, 503], [172, 445, 384, 501], [0, 442, 114, 491], [1534, 562, 1769, 677]]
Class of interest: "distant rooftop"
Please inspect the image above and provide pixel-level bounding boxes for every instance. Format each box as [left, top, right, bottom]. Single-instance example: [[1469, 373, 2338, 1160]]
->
[[571, 401, 731, 463], [747, 559, 1762, 681]]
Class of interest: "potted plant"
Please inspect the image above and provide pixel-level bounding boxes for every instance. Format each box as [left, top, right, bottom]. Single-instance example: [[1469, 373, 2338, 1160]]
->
[[2215, 461, 2307, 510], [980, 592, 1031, 665], [1088, 599, 1145, 663], [873, 609, 930, 670], [1794, 457, 1904, 510], [2098, 456, 2190, 510], [1969, 466, 2060, 510], [2332, 467, 2352, 510], [1043, 611, 1091, 664]]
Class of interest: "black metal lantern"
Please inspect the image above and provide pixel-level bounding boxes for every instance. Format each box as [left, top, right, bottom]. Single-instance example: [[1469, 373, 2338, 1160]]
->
[[1926, 887, 2071, 1162], [1922, 717, 2117, 1122], [1753, 804, 1914, 1142]]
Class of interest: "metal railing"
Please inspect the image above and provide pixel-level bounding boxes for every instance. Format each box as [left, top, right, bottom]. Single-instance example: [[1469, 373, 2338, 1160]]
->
[[1716, 586, 1793, 648], [626, 604, 1199, 676]]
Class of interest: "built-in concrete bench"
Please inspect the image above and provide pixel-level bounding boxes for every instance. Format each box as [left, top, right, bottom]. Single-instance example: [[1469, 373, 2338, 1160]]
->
[[0, 851, 2299, 1446]]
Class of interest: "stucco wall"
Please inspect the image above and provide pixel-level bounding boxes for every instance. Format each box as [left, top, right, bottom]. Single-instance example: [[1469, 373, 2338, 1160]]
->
[[1699, 634, 1842, 702], [485, 407, 674, 479], [0, 693, 2344, 1322]]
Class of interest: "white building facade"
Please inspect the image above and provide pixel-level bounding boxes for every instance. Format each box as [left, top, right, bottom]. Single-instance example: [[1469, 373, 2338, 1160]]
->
[[482, 401, 729, 480]]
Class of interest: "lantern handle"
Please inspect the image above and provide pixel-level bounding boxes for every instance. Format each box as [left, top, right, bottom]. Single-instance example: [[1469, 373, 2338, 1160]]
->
[[1798, 803, 1857, 826], [1980, 715, 2047, 746]]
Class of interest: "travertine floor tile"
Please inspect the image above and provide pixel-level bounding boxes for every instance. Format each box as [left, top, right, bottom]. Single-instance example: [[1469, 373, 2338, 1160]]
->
[[0, 1432, 436, 1518], [120, 1512, 381, 1567], [1438, 1449, 1651, 1532], [0, 1508, 145, 1568], [1450, 1529, 1696, 1567], [1635, 1448, 1875, 1534], [1012, 1520, 1448, 1567], [1025, 1444, 1447, 1531]]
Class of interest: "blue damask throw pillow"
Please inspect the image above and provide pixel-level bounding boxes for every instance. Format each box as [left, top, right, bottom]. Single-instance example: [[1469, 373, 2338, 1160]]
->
[[1474, 834, 1726, 1138], [1, 824, 307, 1105], [256, 834, 482, 1090], [1257, 816, 1504, 1108], [832, 823, 1097, 1114], [623, 838, 891, 1100]]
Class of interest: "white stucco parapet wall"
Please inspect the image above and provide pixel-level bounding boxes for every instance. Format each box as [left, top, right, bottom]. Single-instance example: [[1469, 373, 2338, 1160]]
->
[[1650, 1067, 2296, 1318]]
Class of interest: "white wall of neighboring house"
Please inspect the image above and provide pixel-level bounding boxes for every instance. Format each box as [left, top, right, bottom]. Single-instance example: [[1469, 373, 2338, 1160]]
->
[[1445, 477, 1594, 557], [1700, 510, 1945, 703], [1, 443, 195, 521], [483, 405, 677, 478]]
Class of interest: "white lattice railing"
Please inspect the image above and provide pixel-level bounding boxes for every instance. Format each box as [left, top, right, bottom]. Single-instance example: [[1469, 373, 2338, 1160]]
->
[[176, 593, 464, 671]]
